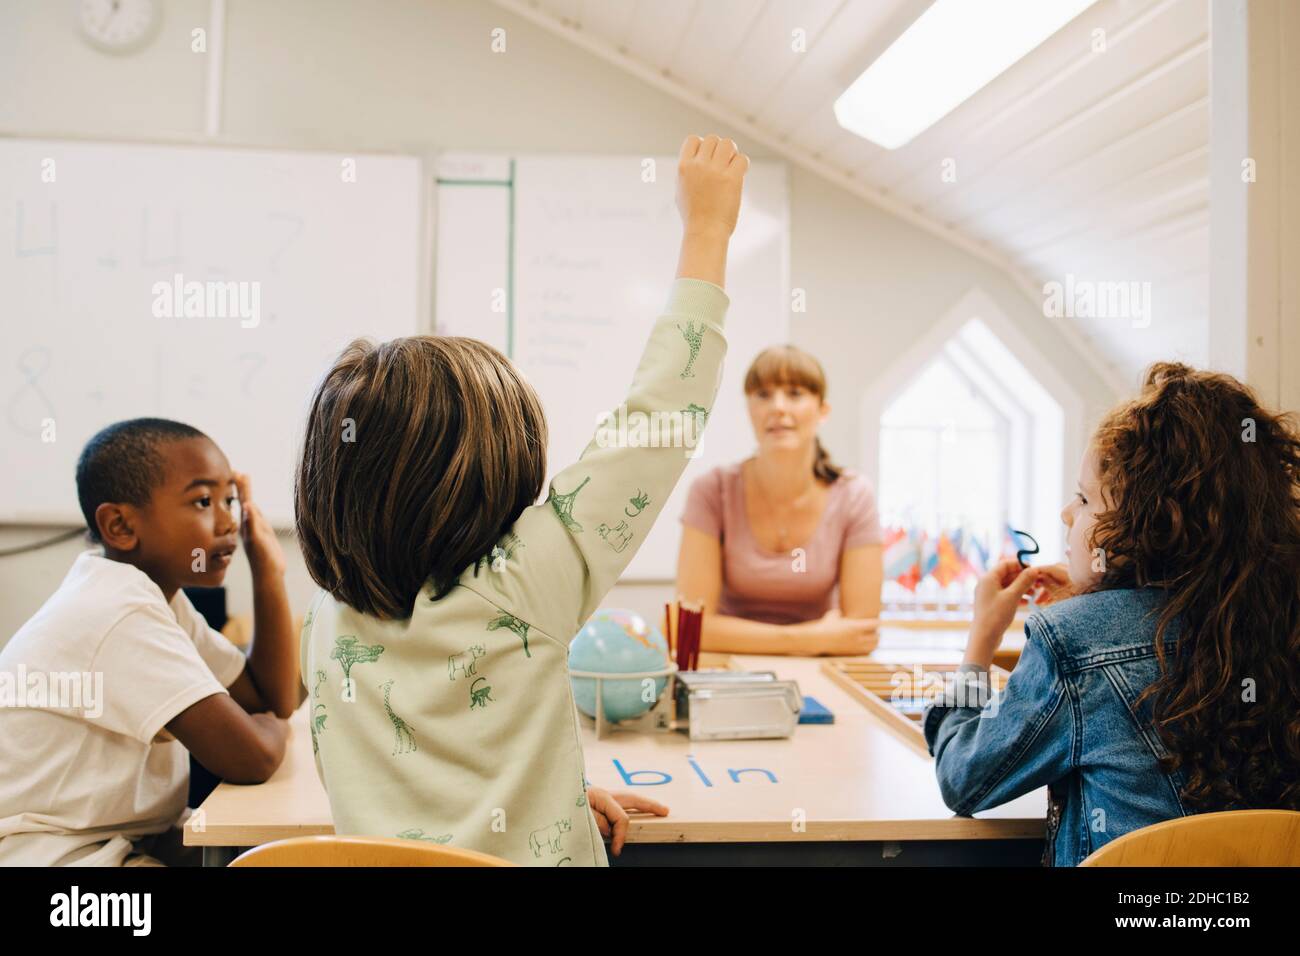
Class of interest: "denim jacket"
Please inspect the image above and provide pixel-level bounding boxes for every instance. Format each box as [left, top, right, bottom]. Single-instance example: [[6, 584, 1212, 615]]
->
[[923, 588, 1189, 866]]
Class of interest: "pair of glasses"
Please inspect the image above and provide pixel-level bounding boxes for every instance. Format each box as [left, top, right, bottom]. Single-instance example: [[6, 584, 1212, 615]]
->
[[1010, 528, 1039, 568]]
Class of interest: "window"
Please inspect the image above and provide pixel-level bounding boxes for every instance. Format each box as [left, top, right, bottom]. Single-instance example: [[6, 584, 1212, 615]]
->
[[872, 313, 1067, 615]]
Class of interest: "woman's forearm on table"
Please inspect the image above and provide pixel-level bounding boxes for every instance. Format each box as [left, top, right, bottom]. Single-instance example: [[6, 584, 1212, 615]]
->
[[699, 612, 806, 655]]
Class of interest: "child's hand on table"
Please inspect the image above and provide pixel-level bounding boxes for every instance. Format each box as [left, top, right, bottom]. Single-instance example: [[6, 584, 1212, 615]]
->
[[233, 472, 285, 578], [585, 786, 669, 857]]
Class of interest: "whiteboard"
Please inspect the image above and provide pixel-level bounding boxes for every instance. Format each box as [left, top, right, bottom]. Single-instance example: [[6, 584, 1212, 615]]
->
[[435, 153, 789, 579], [0, 139, 423, 525]]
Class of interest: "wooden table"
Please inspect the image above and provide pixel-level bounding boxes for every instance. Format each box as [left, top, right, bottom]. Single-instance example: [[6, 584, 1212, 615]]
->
[[185, 631, 1045, 866]]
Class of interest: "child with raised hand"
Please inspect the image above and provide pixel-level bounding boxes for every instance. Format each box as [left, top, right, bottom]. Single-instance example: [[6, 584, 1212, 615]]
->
[[925, 364, 1300, 865], [0, 419, 300, 866], [296, 134, 749, 865]]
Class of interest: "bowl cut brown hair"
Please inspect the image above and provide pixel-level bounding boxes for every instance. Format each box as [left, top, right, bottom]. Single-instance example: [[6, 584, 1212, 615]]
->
[[296, 335, 547, 620]]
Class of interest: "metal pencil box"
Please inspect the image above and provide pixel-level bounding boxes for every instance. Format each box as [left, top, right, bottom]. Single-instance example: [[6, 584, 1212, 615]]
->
[[674, 671, 802, 740]]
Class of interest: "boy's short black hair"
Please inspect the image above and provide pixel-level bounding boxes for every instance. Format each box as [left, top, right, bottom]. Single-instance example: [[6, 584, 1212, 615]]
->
[[76, 418, 208, 542]]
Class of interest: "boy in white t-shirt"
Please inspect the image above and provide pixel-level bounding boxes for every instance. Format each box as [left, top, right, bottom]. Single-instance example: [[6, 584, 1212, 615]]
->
[[0, 418, 302, 866]]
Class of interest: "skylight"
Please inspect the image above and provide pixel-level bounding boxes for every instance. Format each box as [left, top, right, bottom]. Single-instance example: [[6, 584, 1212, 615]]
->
[[834, 0, 1099, 149]]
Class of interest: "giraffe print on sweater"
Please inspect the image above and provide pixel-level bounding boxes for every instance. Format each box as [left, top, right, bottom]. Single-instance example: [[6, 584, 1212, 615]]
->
[[380, 680, 417, 756]]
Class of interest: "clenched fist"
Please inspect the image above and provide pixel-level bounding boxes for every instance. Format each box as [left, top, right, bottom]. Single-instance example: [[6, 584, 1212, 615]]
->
[[676, 134, 749, 237]]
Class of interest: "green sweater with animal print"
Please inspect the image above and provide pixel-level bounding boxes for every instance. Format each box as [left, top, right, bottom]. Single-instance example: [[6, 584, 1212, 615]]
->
[[301, 277, 729, 866]]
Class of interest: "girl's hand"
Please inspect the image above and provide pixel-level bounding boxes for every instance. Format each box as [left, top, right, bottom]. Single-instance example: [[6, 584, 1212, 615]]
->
[[234, 473, 286, 578], [966, 559, 1066, 668], [585, 787, 669, 857], [676, 134, 749, 238], [967, 559, 1039, 658], [799, 609, 879, 656], [1026, 563, 1075, 606]]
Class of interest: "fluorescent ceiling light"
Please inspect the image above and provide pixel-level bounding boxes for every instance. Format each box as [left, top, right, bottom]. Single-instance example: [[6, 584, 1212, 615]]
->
[[834, 0, 1099, 150]]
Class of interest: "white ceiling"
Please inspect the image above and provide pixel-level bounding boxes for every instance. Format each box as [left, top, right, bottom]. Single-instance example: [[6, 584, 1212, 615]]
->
[[493, 0, 1210, 392]]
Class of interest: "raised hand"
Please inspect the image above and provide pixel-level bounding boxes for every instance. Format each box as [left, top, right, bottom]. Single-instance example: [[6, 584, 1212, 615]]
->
[[674, 135, 750, 287], [676, 134, 749, 237]]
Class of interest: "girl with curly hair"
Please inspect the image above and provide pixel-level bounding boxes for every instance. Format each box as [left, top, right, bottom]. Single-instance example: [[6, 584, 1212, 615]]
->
[[924, 362, 1300, 865]]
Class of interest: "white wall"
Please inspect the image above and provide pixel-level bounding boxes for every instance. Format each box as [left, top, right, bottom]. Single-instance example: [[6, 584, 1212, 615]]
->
[[0, 0, 1116, 645]]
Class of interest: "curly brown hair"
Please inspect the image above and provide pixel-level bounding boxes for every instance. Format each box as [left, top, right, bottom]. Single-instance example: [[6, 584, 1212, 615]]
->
[[1088, 362, 1300, 811]]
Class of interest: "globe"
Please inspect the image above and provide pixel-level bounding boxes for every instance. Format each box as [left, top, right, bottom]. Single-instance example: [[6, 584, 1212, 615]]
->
[[569, 609, 670, 722]]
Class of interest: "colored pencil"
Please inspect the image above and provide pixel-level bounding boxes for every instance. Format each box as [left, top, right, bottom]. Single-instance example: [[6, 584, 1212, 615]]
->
[[690, 603, 703, 670], [663, 602, 673, 663]]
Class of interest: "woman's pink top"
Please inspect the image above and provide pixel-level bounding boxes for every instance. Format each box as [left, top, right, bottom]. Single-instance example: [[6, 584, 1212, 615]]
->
[[680, 461, 883, 625]]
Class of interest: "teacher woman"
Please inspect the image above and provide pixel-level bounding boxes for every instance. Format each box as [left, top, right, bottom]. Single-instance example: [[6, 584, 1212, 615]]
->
[[676, 345, 883, 655]]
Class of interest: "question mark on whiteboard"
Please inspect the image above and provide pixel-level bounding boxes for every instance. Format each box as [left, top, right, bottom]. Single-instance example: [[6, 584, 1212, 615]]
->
[[238, 353, 266, 398], [266, 213, 303, 275]]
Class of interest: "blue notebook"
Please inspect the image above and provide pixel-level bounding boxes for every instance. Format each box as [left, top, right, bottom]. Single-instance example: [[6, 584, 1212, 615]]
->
[[799, 695, 834, 724]]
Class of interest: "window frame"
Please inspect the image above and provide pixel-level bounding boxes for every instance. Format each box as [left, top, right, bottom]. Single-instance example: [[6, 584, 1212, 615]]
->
[[860, 288, 1086, 570]]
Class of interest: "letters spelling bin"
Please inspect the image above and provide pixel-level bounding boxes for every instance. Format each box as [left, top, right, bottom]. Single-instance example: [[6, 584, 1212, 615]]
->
[[674, 671, 802, 740]]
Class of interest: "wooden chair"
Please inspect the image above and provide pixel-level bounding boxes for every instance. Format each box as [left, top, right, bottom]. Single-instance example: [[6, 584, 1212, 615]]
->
[[1080, 810, 1300, 866], [229, 835, 516, 867]]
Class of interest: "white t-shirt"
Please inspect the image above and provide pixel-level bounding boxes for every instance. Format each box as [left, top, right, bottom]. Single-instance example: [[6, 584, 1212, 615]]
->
[[0, 550, 247, 866]]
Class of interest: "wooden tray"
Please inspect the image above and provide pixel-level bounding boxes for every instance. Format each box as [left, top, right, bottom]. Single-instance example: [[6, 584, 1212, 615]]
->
[[822, 660, 1011, 758]]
